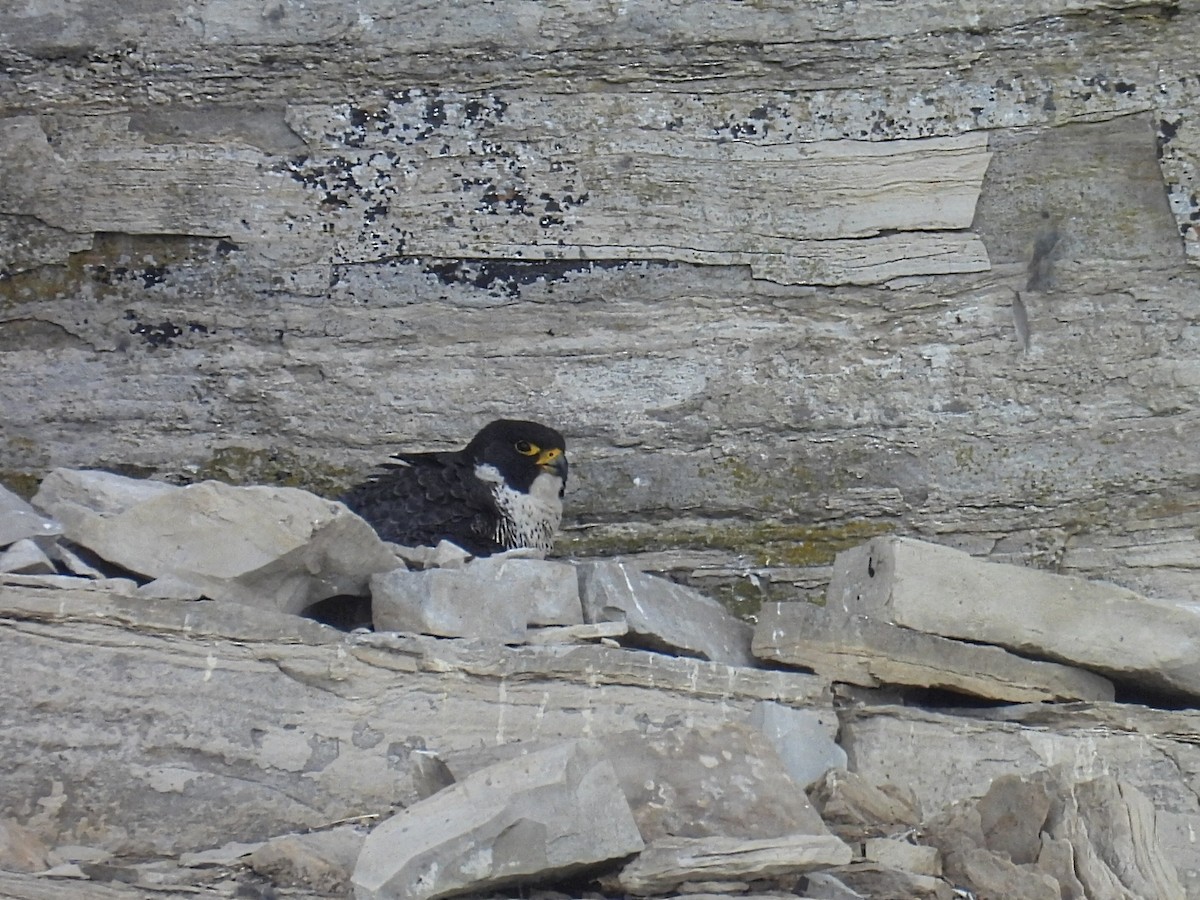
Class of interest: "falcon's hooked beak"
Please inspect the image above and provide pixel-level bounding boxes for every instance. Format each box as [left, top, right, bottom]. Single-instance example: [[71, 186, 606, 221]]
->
[[536, 447, 569, 481]]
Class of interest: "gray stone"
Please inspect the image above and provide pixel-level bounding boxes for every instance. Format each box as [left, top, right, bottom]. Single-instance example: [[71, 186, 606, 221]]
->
[[33, 470, 397, 614], [617, 833, 852, 896], [247, 826, 364, 894], [0, 818, 49, 874], [0, 483, 61, 548], [841, 702, 1200, 895], [32, 469, 178, 531], [371, 556, 582, 642], [352, 739, 644, 900], [748, 701, 847, 789], [578, 561, 755, 667], [809, 767, 924, 843], [828, 536, 1198, 697], [862, 838, 941, 877], [392, 540, 469, 570], [0, 539, 56, 575], [0, 581, 825, 855], [754, 600, 1114, 703], [45, 542, 105, 579], [525, 620, 629, 645], [925, 770, 1185, 900], [603, 723, 832, 842], [801, 872, 868, 900], [821, 864, 954, 900]]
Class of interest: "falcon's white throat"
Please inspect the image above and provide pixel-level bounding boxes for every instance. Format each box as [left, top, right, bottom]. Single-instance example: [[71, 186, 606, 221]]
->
[[475, 463, 564, 552]]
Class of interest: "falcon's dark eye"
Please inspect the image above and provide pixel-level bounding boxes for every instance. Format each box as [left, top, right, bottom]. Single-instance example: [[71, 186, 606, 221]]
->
[[515, 440, 538, 456]]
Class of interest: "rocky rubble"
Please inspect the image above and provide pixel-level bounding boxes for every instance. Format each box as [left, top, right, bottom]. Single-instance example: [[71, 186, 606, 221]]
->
[[2, 471, 1200, 898]]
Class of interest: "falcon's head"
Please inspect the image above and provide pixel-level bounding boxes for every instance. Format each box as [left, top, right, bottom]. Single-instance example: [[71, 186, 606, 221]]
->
[[466, 419, 569, 496], [468, 419, 569, 553]]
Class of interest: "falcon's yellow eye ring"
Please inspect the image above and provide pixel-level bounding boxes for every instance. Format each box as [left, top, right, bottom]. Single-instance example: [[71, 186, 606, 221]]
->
[[515, 440, 539, 456]]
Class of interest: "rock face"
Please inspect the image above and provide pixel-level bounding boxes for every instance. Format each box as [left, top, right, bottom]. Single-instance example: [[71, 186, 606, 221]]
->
[[3, 505, 1200, 896], [352, 740, 645, 900], [754, 600, 1115, 703], [31, 468, 397, 613], [3, 2, 1198, 615], [371, 555, 583, 642], [829, 536, 1200, 699], [579, 560, 756, 666]]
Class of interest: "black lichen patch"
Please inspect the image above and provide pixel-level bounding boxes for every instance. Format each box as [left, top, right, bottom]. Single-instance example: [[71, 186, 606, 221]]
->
[[124, 311, 210, 349], [422, 258, 638, 299], [91, 263, 169, 289]]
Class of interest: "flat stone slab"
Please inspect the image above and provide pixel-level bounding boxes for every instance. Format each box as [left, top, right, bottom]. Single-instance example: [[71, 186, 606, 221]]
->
[[753, 601, 1114, 703], [617, 834, 853, 896], [0, 483, 61, 547], [32, 469, 398, 614], [827, 536, 1200, 699], [353, 739, 644, 900], [371, 556, 582, 642], [578, 560, 755, 667]]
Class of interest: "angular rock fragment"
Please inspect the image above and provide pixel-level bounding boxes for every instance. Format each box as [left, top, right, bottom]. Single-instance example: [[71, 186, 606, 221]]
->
[[0, 482, 61, 547], [352, 739, 644, 900], [32, 469, 397, 614], [0, 818, 49, 873], [617, 833, 852, 896], [247, 825, 364, 894], [578, 560, 755, 667], [753, 600, 1114, 703], [748, 701, 846, 788], [371, 556, 582, 641], [862, 837, 940, 876], [0, 538, 56, 575], [604, 723, 831, 841], [809, 769, 921, 838], [925, 770, 1185, 900], [819, 863, 953, 900], [830, 536, 1200, 698]]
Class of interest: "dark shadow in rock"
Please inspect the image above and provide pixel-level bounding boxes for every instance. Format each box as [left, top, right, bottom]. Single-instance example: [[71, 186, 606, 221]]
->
[[302, 594, 373, 631]]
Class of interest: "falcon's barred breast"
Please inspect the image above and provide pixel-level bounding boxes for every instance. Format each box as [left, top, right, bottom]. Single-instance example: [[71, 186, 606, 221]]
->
[[340, 419, 568, 556]]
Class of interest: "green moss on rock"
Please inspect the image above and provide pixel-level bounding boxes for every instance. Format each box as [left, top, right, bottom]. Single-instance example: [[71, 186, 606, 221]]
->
[[191, 446, 356, 498]]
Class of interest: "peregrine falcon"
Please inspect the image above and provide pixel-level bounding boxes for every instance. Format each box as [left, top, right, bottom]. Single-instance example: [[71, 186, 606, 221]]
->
[[340, 419, 569, 556]]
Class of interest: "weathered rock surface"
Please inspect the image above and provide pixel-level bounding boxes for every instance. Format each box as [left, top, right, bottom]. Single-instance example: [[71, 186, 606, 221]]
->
[[0, 580, 828, 856], [579, 560, 756, 667], [749, 701, 848, 789], [3, 2, 1199, 615], [0, 538, 56, 575], [31, 468, 398, 614], [926, 770, 1186, 900], [830, 536, 1200, 699], [754, 599, 1116, 703], [371, 555, 582, 641], [841, 702, 1200, 895], [246, 826, 364, 895], [0, 484, 60, 548], [617, 833, 853, 896], [352, 739, 644, 900]]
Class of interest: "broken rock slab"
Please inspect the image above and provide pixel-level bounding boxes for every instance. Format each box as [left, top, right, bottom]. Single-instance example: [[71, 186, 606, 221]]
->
[[352, 739, 644, 900], [442, 722, 833, 845], [246, 826, 364, 895], [925, 769, 1186, 900], [753, 600, 1114, 703], [0, 482, 61, 547], [578, 560, 755, 667], [371, 555, 582, 642], [0, 539, 56, 575], [616, 833, 853, 896], [829, 536, 1200, 699], [602, 722, 832, 842], [748, 701, 848, 789], [32, 469, 397, 614]]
